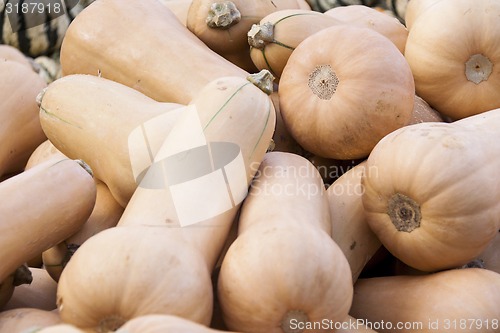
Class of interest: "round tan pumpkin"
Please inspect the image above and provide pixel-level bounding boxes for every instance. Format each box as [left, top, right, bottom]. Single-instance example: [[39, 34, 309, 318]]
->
[[279, 24, 414, 159]]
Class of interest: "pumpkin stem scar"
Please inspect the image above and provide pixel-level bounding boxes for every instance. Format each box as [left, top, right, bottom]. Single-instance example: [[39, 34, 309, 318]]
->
[[465, 54, 492, 84], [98, 315, 127, 332], [206, 1, 241, 29], [387, 193, 421, 232], [308, 64, 339, 100], [281, 309, 309, 333]]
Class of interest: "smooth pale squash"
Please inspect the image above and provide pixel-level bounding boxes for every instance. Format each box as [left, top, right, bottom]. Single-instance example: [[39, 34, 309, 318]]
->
[[25, 140, 67, 169], [279, 24, 414, 160], [404, 0, 500, 119], [116, 314, 240, 333], [404, 0, 443, 30], [60, 0, 247, 104], [42, 179, 124, 282], [350, 268, 500, 333], [327, 162, 381, 283], [38, 74, 185, 207], [0, 60, 47, 178], [36, 324, 88, 333], [0, 45, 32, 68], [362, 108, 500, 272], [324, 5, 408, 53], [57, 226, 214, 331], [118, 71, 276, 270], [248, 9, 339, 80], [0, 159, 96, 283], [218, 152, 353, 333], [0, 308, 61, 333], [158, 0, 193, 26], [3, 267, 57, 311]]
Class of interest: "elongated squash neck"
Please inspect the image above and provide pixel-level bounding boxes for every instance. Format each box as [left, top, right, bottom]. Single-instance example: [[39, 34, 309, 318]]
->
[[247, 69, 275, 95], [465, 54, 492, 84], [388, 193, 421, 232], [282, 310, 309, 333], [248, 22, 274, 49], [206, 1, 241, 29]]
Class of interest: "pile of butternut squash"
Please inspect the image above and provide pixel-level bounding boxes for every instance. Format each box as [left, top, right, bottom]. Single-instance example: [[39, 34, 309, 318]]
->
[[1, 0, 499, 332]]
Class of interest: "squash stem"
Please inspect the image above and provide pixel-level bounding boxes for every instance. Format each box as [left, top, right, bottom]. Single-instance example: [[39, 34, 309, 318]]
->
[[387, 193, 421, 232], [248, 22, 274, 49], [247, 69, 275, 95], [13, 264, 33, 286], [206, 1, 241, 29]]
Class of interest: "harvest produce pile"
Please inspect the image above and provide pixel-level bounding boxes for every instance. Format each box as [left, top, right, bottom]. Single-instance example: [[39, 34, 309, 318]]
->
[[0, 0, 499, 332]]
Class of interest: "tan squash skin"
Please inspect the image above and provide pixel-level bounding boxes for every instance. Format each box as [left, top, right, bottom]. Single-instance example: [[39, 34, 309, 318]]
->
[[37, 324, 88, 333], [60, 0, 248, 104], [279, 25, 415, 160], [0, 308, 61, 333], [218, 152, 353, 333], [0, 159, 96, 283], [57, 226, 214, 331], [25, 140, 67, 169], [350, 268, 500, 333], [327, 162, 382, 283], [158, 0, 193, 26], [324, 5, 408, 54], [0, 60, 47, 178], [248, 9, 339, 80], [404, 0, 443, 30], [3, 268, 57, 311], [116, 314, 240, 333], [42, 179, 124, 282], [39, 74, 185, 207], [0, 45, 32, 68], [404, 0, 500, 119], [336, 315, 379, 333], [118, 72, 276, 271], [362, 108, 500, 272], [0, 265, 33, 310]]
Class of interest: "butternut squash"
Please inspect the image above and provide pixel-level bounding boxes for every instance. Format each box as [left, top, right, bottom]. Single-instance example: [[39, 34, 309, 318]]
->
[[0, 158, 96, 283], [60, 0, 247, 104], [158, 0, 193, 26], [55, 71, 275, 331], [248, 9, 339, 79], [404, 0, 500, 119], [328, 162, 381, 283], [0, 60, 47, 178], [36, 324, 88, 333], [407, 95, 444, 125], [38, 74, 185, 207], [350, 268, 500, 333], [279, 24, 414, 159], [473, 231, 500, 274], [0, 45, 32, 68], [0, 265, 32, 310], [118, 71, 276, 269], [57, 226, 214, 331], [362, 108, 500, 271], [218, 152, 353, 333], [0, 308, 61, 333], [324, 5, 408, 53]]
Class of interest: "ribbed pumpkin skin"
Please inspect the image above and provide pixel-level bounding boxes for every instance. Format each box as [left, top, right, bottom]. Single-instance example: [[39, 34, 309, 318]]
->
[[404, 0, 500, 119], [362, 108, 500, 272], [279, 24, 414, 160], [60, 0, 247, 104]]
